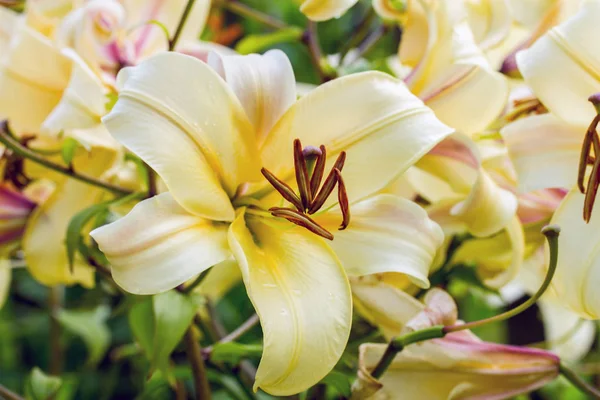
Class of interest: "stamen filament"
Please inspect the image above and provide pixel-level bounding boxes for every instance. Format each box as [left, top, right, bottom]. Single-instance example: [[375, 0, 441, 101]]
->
[[261, 168, 303, 212], [335, 169, 350, 230], [578, 114, 600, 193], [309, 145, 327, 197], [309, 151, 346, 214], [294, 139, 312, 209], [269, 207, 334, 240], [584, 133, 600, 222]]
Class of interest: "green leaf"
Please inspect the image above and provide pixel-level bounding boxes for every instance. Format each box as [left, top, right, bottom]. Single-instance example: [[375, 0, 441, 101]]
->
[[61, 137, 79, 166], [25, 367, 62, 400], [56, 305, 111, 366], [320, 370, 352, 397], [66, 192, 142, 272], [152, 291, 196, 371], [210, 342, 263, 364], [128, 297, 155, 359], [235, 26, 304, 54]]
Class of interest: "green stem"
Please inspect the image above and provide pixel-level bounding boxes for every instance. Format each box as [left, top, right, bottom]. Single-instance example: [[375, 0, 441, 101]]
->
[[0, 121, 133, 196], [444, 225, 560, 334], [370, 325, 446, 379], [0, 385, 25, 400], [203, 314, 259, 357], [302, 21, 331, 83], [184, 327, 212, 400], [168, 0, 197, 50], [49, 286, 64, 375], [345, 24, 388, 65], [560, 363, 600, 399], [219, 0, 288, 30]]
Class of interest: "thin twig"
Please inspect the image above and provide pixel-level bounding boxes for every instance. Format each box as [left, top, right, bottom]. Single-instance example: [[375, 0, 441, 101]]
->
[[184, 328, 212, 400], [49, 286, 63, 375], [0, 384, 25, 400], [219, 0, 288, 30], [0, 121, 133, 196], [203, 314, 260, 358], [344, 24, 388, 65], [302, 22, 331, 83], [168, 0, 197, 50]]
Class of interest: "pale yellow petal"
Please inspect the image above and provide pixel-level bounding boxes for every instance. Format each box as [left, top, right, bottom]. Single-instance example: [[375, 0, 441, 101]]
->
[[351, 277, 423, 339], [0, 25, 71, 133], [261, 71, 453, 203], [501, 114, 585, 193], [0, 6, 19, 52], [228, 211, 352, 396], [104, 52, 261, 221], [320, 195, 443, 288], [450, 170, 518, 237], [299, 0, 358, 21], [549, 188, 600, 319], [421, 63, 508, 136], [466, 0, 512, 50], [91, 192, 231, 294], [208, 50, 296, 144], [517, 0, 600, 127], [42, 49, 108, 137]]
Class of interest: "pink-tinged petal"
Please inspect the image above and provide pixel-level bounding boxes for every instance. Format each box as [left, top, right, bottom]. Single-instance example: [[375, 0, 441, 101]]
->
[[501, 114, 585, 193], [228, 210, 352, 395], [517, 188, 566, 224]]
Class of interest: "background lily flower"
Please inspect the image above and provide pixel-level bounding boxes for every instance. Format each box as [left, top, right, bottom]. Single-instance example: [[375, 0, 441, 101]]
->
[[353, 288, 560, 400], [90, 49, 452, 394]]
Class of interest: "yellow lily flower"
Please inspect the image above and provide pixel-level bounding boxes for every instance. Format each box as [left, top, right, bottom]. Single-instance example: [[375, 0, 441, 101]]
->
[[298, 0, 358, 21], [353, 288, 560, 400], [393, 0, 508, 136], [90, 50, 452, 394]]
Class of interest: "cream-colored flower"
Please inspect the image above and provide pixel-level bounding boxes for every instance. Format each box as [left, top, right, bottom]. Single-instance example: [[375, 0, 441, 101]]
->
[[90, 50, 452, 394], [394, 0, 509, 136], [352, 288, 560, 400], [299, 0, 358, 21]]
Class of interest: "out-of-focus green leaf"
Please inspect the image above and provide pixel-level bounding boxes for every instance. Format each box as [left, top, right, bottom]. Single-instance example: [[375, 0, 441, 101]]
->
[[320, 370, 352, 397], [210, 342, 263, 364], [152, 291, 196, 371], [235, 26, 303, 54], [25, 367, 62, 400], [56, 305, 111, 366], [128, 297, 154, 359], [60, 137, 79, 167]]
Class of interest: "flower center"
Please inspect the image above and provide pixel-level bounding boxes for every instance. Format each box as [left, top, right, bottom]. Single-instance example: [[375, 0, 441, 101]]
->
[[260, 139, 350, 240]]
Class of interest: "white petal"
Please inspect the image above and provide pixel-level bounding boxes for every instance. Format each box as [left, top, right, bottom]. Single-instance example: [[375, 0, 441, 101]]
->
[[91, 192, 231, 294], [104, 52, 262, 221], [299, 0, 359, 21], [261, 71, 453, 204], [321, 195, 444, 288], [501, 114, 585, 193], [228, 211, 352, 395], [208, 50, 296, 143]]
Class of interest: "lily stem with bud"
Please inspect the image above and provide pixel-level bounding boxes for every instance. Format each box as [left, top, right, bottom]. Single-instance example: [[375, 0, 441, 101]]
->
[[370, 225, 561, 380], [0, 121, 134, 196]]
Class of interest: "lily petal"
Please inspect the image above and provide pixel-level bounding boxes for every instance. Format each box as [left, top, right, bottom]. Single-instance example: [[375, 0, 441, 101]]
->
[[516, 0, 600, 127], [299, 0, 358, 21], [0, 25, 71, 133], [103, 52, 261, 221], [549, 188, 600, 319], [501, 113, 585, 193], [228, 210, 352, 395], [91, 192, 231, 294], [261, 71, 453, 204], [320, 195, 443, 288], [466, 0, 512, 51], [208, 50, 296, 144]]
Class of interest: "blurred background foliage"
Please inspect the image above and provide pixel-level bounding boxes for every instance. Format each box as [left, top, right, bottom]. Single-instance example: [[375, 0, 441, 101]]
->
[[1, 0, 599, 399]]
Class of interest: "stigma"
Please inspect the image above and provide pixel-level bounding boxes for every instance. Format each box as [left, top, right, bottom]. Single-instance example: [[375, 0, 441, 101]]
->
[[261, 139, 350, 240]]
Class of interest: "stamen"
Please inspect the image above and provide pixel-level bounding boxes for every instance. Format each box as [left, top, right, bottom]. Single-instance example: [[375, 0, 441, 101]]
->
[[269, 207, 334, 240], [294, 139, 312, 209], [309, 145, 327, 197], [583, 133, 600, 222], [578, 114, 600, 193], [309, 151, 346, 214], [334, 169, 350, 230], [261, 168, 303, 212]]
